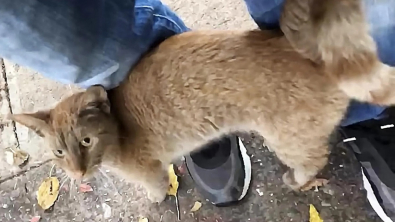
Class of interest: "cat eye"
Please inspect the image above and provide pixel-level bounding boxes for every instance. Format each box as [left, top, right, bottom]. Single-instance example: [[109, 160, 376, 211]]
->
[[80, 137, 92, 147], [53, 149, 64, 158]]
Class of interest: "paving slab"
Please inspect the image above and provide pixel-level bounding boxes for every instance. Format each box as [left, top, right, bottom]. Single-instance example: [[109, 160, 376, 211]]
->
[[3, 60, 81, 170], [161, 0, 257, 29], [0, 0, 384, 221], [0, 59, 18, 176]]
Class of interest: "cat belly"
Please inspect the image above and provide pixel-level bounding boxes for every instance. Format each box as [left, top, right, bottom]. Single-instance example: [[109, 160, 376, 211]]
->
[[163, 95, 348, 163]]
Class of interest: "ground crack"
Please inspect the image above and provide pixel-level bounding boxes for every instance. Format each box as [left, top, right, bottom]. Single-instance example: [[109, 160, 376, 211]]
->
[[1, 58, 20, 148]]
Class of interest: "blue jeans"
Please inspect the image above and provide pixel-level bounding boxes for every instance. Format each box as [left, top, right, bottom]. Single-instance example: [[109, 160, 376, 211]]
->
[[0, 0, 394, 126]]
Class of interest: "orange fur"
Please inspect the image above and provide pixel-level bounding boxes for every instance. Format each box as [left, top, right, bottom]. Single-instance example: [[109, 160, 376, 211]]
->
[[280, 0, 395, 104]]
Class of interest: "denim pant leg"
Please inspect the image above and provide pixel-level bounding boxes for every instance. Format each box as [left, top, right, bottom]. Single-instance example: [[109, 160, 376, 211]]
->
[[0, 0, 189, 89], [243, 0, 395, 126]]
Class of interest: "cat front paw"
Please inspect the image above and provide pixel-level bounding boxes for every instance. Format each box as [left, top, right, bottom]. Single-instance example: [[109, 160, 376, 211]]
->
[[147, 189, 167, 203], [282, 170, 302, 191]]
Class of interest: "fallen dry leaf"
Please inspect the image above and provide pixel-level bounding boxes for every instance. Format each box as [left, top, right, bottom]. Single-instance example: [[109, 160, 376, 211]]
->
[[309, 204, 323, 222], [5, 149, 29, 166], [37, 177, 60, 210], [190, 201, 202, 212], [79, 183, 93, 193], [167, 164, 179, 196], [301, 178, 329, 191], [30, 216, 41, 222], [138, 217, 148, 222], [168, 164, 181, 220]]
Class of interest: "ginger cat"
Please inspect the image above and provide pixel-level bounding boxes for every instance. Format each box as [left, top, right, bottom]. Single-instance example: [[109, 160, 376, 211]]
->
[[10, 0, 395, 203]]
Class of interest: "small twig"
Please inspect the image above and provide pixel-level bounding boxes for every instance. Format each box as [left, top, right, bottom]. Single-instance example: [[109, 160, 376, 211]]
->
[[99, 168, 120, 195], [6, 146, 17, 153], [0, 159, 51, 184], [175, 195, 181, 221]]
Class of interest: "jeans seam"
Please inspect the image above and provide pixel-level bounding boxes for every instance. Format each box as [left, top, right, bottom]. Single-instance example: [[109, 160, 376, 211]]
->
[[152, 14, 183, 33], [135, 5, 184, 33], [135, 5, 154, 10]]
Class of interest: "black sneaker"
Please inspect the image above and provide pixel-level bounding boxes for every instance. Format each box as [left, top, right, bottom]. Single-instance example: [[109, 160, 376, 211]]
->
[[185, 134, 251, 207], [341, 113, 395, 221]]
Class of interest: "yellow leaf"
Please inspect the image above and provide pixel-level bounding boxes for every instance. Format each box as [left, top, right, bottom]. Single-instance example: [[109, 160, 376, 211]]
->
[[190, 201, 202, 212], [309, 204, 323, 222], [37, 177, 60, 210], [138, 217, 148, 222], [167, 164, 179, 196]]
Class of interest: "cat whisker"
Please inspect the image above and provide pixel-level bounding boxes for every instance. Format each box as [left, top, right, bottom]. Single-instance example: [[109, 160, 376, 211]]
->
[[93, 174, 107, 190], [59, 176, 70, 191], [99, 168, 120, 195], [49, 164, 56, 177], [69, 179, 76, 199], [60, 174, 68, 182]]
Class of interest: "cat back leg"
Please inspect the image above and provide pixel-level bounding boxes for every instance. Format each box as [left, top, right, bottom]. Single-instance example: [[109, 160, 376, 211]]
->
[[277, 138, 329, 190], [259, 128, 331, 190]]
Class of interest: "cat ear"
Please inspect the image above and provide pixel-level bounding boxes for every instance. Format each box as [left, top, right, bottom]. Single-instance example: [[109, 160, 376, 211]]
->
[[8, 110, 53, 137], [80, 85, 110, 114]]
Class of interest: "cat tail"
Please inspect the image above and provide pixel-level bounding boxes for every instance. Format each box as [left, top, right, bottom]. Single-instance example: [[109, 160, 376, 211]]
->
[[279, 0, 395, 106]]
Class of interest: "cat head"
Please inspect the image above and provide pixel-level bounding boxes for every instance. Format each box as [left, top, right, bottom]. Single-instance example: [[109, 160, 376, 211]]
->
[[9, 86, 119, 180]]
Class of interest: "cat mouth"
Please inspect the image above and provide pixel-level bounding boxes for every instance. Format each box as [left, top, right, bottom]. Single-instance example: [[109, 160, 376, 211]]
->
[[83, 165, 101, 179]]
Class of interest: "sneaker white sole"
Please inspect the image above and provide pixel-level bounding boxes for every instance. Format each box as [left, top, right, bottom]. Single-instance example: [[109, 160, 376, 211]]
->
[[238, 137, 252, 201]]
